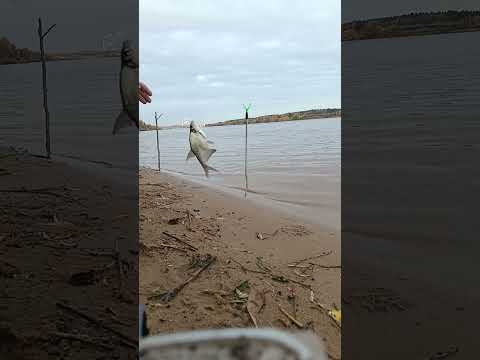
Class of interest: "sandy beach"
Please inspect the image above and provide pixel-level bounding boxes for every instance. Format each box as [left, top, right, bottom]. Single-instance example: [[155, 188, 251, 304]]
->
[[0, 147, 138, 359], [139, 168, 341, 359]]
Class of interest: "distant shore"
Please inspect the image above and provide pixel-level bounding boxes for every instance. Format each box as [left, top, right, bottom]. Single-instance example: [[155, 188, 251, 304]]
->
[[0, 50, 120, 65], [0, 36, 120, 65], [342, 10, 480, 41], [140, 108, 341, 131]]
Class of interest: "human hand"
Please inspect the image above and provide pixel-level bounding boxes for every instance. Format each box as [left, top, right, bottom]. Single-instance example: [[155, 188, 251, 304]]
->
[[139, 82, 152, 104]]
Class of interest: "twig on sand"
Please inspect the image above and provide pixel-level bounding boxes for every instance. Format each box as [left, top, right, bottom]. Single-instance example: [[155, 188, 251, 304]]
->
[[288, 251, 333, 267], [143, 242, 189, 253], [158, 243, 189, 253], [287, 278, 311, 289], [426, 346, 459, 360], [114, 238, 122, 293], [149, 255, 216, 303], [293, 269, 311, 277], [230, 258, 267, 275], [162, 231, 198, 251], [278, 304, 304, 328], [0, 187, 66, 197], [51, 331, 113, 350], [186, 210, 193, 231], [258, 229, 280, 240], [247, 306, 258, 328], [310, 291, 341, 330], [256, 257, 273, 273], [311, 264, 341, 269], [56, 302, 136, 348], [246, 287, 266, 327], [272, 275, 312, 289], [230, 258, 312, 289]]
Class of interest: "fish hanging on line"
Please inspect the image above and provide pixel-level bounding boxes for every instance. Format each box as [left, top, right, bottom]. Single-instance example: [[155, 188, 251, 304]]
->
[[112, 40, 139, 134], [186, 121, 218, 178]]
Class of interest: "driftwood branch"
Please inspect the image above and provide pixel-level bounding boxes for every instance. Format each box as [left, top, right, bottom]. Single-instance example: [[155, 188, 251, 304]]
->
[[149, 255, 216, 303]]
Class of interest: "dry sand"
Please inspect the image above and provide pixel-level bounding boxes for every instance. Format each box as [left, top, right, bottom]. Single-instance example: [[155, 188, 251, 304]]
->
[[139, 168, 341, 359], [0, 147, 138, 359]]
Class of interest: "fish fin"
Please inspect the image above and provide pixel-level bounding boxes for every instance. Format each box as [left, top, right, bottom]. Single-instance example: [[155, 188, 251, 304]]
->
[[201, 163, 218, 178], [186, 150, 195, 161], [112, 110, 133, 135], [204, 148, 216, 162]]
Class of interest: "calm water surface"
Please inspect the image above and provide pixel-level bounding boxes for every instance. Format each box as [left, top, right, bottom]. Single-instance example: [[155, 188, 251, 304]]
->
[[140, 119, 341, 231], [0, 58, 136, 169]]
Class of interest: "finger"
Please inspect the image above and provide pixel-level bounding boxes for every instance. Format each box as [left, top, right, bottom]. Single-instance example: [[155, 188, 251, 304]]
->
[[139, 90, 152, 103], [139, 83, 152, 96], [139, 95, 147, 104]]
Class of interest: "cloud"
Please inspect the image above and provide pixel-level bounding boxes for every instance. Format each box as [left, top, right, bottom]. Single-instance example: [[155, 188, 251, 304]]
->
[[256, 40, 282, 50], [208, 81, 225, 88], [139, 0, 340, 125]]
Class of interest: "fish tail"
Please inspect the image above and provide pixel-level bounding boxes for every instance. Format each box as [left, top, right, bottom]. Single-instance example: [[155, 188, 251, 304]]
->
[[202, 164, 218, 178], [112, 110, 133, 135]]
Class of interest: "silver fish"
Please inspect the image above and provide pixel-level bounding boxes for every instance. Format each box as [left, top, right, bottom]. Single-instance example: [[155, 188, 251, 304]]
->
[[186, 121, 217, 177], [112, 40, 139, 134]]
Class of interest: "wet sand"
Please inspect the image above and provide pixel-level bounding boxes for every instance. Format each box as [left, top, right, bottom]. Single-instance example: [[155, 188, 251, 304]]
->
[[139, 168, 341, 359]]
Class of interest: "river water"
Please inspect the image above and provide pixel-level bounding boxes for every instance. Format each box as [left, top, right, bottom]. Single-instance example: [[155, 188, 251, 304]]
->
[[140, 118, 341, 231]]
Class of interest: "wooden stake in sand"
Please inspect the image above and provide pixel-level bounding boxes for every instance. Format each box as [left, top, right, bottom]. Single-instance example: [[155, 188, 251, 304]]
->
[[38, 18, 56, 159], [243, 103, 251, 197], [155, 112, 163, 171]]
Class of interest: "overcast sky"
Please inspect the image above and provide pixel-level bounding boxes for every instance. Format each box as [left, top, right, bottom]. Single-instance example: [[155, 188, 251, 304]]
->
[[140, 0, 341, 125], [1, 1, 137, 51]]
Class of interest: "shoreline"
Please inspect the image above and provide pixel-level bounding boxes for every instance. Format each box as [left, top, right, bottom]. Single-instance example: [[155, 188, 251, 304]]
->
[[139, 168, 341, 359], [141, 165, 340, 234]]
